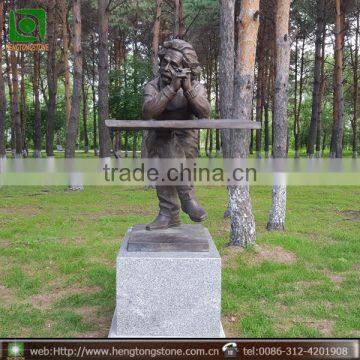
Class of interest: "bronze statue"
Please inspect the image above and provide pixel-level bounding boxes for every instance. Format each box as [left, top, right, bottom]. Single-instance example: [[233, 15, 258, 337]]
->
[[143, 39, 211, 230]]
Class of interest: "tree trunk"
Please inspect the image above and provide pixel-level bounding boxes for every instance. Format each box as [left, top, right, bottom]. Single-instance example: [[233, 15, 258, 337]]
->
[[264, 35, 272, 159], [98, 0, 111, 158], [307, 0, 326, 157], [294, 37, 305, 158], [205, 129, 209, 157], [316, 80, 325, 158], [197, 131, 201, 153], [124, 130, 129, 157], [82, 62, 89, 153], [267, 0, 291, 231], [215, 68, 221, 157], [270, 17, 276, 158], [174, 0, 180, 38], [0, 1, 6, 158], [322, 130, 327, 155], [10, 51, 22, 157], [142, 0, 163, 159], [61, 0, 71, 130], [33, 52, 42, 158], [219, 0, 235, 158], [179, 0, 185, 39], [209, 130, 213, 158], [264, 97, 269, 158], [219, 0, 235, 219], [228, 0, 259, 247], [250, 130, 254, 154], [114, 32, 125, 158], [293, 36, 299, 157], [46, 0, 58, 157], [206, 54, 213, 158], [330, 0, 345, 158], [215, 130, 220, 156], [264, 11, 275, 159], [351, 11, 359, 158], [316, 25, 327, 158], [114, 131, 121, 157], [132, 130, 138, 158], [132, 35, 139, 159], [5, 50, 15, 155], [151, 0, 162, 76], [114, 31, 125, 73], [65, 0, 82, 159], [20, 53, 27, 156], [91, 33, 98, 156], [255, 6, 266, 159]]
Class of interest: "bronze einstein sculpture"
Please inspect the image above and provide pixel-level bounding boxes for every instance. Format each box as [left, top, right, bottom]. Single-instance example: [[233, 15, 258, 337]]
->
[[143, 39, 211, 231]]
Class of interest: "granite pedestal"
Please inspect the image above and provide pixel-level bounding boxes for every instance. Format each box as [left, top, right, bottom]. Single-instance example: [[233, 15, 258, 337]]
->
[[109, 224, 223, 338]]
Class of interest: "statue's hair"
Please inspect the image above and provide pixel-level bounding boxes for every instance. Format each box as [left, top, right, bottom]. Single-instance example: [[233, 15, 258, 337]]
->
[[158, 39, 201, 76]]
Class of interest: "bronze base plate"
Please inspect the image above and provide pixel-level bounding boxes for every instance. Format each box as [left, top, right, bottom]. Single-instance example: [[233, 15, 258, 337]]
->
[[127, 224, 210, 252]]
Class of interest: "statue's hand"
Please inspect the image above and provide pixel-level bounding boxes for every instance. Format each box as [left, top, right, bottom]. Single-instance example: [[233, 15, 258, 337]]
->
[[182, 73, 192, 92], [169, 70, 182, 92]]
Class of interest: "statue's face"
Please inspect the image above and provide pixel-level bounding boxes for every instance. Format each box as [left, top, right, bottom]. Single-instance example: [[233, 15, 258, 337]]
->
[[160, 49, 184, 85]]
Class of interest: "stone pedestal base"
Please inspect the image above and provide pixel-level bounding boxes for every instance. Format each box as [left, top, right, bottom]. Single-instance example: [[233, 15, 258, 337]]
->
[[109, 225, 223, 338]]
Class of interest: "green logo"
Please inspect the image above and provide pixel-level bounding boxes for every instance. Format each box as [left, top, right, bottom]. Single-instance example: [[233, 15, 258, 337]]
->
[[9, 8, 46, 43], [7, 342, 24, 357]]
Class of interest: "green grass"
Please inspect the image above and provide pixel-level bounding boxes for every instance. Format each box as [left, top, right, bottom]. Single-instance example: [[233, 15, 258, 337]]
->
[[4, 146, 357, 159], [0, 185, 359, 337]]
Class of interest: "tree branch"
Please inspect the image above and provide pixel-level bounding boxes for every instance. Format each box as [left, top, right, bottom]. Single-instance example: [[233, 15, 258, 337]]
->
[[183, 8, 202, 38], [107, 0, 127, 13], [33, 0, 48, 9]]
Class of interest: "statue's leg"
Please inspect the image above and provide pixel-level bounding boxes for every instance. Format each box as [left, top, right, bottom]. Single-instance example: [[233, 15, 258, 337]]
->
[[157, 185, 180, 213], [175, 130, 208, 222], [146, 130, 181, 230]]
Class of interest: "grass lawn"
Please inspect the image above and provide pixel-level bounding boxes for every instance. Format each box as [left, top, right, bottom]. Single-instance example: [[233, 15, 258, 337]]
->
[[0, 185, 359, 337]]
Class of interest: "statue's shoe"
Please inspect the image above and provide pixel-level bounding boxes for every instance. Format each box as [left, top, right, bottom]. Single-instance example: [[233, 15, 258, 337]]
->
[[181, 199, 208, 222], [146, 213, 181, 231]]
